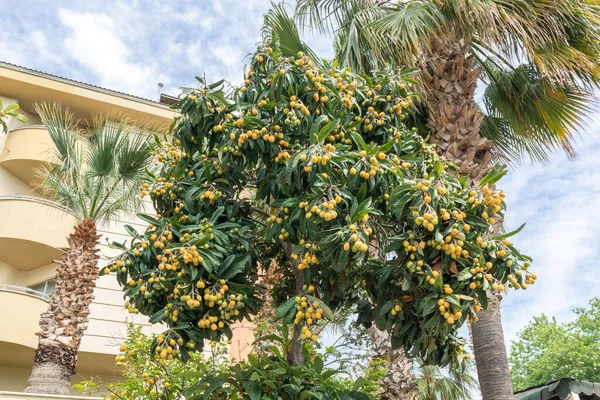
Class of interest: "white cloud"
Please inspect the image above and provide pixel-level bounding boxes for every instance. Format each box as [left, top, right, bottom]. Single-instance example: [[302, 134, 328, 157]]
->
[[201, 16, 217, 31], [500, 131, 600, 346], [57, 8, 169, 99]]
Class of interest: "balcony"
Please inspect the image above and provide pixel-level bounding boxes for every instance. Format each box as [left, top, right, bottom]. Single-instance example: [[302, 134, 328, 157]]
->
[[0, 125, 56, 187], [0, 285, 48, 350], [0, 196, 77, 270], [0, 286, 117, 393]]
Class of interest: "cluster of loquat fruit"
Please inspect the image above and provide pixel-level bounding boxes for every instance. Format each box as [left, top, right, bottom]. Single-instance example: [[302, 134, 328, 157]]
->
[[108, 40, 533, 368]]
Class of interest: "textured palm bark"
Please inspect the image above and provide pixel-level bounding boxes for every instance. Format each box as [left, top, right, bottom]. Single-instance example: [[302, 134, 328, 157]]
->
[[421, 35, 495, 183], [471, 294, 514, 400], [369, 328, 419, 400], [421, 33, 513, 399], [366, 242, 419, 398], [25, 218, 100, 394]]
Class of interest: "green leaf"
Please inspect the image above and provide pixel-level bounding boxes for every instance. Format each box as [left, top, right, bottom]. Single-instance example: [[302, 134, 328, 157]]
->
[[136, 213, 163, 227], [492, 223, 526, 241], [208, 79, 225, 89], [314, 356, 323, 374], [305, 295, 334, 320], [150, 309, 166, 324], [479, 163, 507, 187], [123, 224, 140, 239], [321, 370, 342, 380], [317, 119, 340, 142], [352, 377, 366, 391], [243, 381, 261, 400], [275, 296, 298, 321], [457, 268, 473, 282], [479, 290, 489, 310], [349, 130, 368, 151]]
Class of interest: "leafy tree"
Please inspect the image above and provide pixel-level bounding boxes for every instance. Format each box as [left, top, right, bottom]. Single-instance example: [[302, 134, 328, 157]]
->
[[75, 324, 230, 399], [0, 98, 27, 133], [191, 326, 379, 399], [294, 1, 599, 398], [105, 32, 533, 397], [24, 104, 153, 395], [509, 298, 600, 391]]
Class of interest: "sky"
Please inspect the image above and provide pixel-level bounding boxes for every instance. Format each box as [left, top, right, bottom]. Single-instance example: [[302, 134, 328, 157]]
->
[[2, 0, 600, 375]]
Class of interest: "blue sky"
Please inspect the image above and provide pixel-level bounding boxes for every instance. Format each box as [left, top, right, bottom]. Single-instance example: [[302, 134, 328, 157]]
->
[[3, 0, 600, 362]]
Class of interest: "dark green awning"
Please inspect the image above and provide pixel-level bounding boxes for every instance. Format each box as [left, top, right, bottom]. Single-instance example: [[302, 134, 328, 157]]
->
[[515, 378, 600, 400]]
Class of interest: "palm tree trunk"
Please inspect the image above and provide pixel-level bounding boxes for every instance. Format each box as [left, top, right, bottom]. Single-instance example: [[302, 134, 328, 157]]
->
[[420, 35, 494, 183], [369, 328, 419, 400], [420, 34, 513, 399], [25, 218, 100, 395], [471, 294, 513, 400]]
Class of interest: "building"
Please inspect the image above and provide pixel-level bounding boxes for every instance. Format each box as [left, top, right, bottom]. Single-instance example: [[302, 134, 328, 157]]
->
[[515, 378, 600, 400], [0, 62, 254, 398]]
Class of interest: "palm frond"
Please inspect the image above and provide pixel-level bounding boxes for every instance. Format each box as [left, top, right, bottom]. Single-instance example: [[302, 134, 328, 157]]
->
[[34, 103, 82, 173], [481, 62, 596, 163], [35, 103, 153, 222], [528, 10, 600, 89], [415, 357, 477, 400], [332, 6, 385, 72], [295, 0, 366, 36], [450, 0, 564, 58], [117, 132, 153, 181], [86, 119, 119, 178], [263, 2, 320, 62], [365, 2, 446, 67]]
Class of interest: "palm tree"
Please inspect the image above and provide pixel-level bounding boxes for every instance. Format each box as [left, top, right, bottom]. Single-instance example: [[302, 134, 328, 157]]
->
[[24, 104, 153, 395], [294, 1, 600, 398], [415, 358, 478, 400], [369, 328, 420, 399]]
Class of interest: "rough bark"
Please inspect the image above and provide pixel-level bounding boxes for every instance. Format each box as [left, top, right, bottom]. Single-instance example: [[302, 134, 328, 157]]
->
[[471, 294, 514, 400], [421, 35, 495, 183], [25, 218, 101, 394], [369, 328, 419, 400], [422, 33, 512, 399], [289, 261, 305, 364], [25, 345, 76, 395], [280, 241, 305, 365]]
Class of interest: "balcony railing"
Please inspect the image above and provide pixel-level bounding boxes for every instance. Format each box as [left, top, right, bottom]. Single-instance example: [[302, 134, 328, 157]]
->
[[0, 195, 77, 270], [0, 284, 50, 301], [0, 195, 76, 217], [0, 390, 102, 399], [0, 125, 56, 186], [8, 124, 46, 132]]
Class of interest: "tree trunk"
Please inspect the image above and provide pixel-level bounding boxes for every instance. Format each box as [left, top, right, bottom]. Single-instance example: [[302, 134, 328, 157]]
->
[[471, 294, 514, 400], [369, 328, 419, 400], [421, 33, 513, 399], [281, 241, 305, 365], [420, 35, 494, 183], [289, 262, 305, 364], [25, 218, 100, 395]]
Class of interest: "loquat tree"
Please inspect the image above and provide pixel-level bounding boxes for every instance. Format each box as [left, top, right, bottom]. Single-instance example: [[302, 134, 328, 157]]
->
[[105, 35, 534, 396]]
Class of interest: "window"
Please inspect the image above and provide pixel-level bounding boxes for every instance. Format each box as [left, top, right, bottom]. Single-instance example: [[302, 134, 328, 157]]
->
[[28, 279, 55, 296]]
